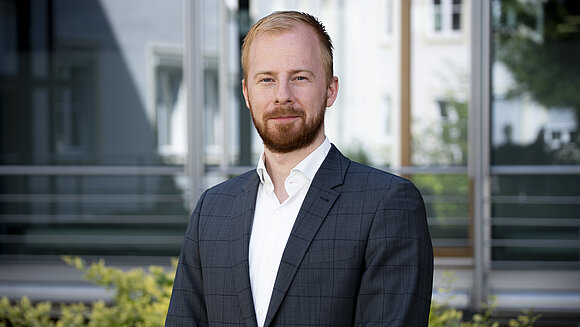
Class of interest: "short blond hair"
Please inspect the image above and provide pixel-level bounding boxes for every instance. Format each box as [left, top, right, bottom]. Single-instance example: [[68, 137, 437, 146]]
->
[[241, 11, 334, 85]]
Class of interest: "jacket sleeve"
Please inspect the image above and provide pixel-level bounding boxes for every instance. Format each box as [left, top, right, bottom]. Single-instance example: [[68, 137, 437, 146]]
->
[[354, 180, 434, 326], [165, 192, 209, 327]]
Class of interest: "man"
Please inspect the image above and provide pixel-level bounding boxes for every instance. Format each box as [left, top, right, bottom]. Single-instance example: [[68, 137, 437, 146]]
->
[[166, 11, 433, 327]]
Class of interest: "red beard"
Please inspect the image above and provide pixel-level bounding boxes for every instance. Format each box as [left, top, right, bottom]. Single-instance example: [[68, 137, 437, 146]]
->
[[250, 104, 325, 153]]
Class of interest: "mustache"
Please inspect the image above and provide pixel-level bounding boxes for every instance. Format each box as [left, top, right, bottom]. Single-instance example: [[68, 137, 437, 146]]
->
[[263, 106, 305, 120]]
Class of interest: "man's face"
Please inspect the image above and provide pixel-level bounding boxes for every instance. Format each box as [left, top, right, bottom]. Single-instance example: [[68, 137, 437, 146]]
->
[[242, 25, 338, 153]]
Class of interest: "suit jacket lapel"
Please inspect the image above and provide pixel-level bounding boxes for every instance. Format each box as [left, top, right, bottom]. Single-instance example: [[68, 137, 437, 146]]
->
[[229, 173, 260, 327], [264, 145, 350, 327]]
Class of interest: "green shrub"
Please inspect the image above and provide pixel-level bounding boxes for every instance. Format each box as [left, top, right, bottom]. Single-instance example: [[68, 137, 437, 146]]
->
[[0, 296, 54, 327], [1, 256, 175, 327], [1, 259, 540, 326], [429, 297, 540, 327], [64, 256, 176, 327], [428, 271, 540, 327]]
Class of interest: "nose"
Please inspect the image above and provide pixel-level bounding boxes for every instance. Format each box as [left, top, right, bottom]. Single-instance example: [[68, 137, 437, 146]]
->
[[274, 80, 293, 105]]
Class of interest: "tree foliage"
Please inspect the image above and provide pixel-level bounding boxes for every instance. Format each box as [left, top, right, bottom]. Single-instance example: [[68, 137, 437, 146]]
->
[[495, 0, 580, 119]]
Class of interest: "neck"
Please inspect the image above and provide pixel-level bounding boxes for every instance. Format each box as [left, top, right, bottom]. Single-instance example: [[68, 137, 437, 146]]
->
[[263, 133, 325, 203]]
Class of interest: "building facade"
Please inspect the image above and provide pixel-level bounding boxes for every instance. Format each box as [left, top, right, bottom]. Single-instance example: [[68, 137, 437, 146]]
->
[[1, 0, 579, 318]]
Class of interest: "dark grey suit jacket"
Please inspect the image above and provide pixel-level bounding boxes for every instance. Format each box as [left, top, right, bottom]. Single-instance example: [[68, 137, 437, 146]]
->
[[166, 145, 433, 326]]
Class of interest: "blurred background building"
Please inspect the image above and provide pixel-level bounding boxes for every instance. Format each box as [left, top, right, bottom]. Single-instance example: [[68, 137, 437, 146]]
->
[[1, 0, 579, 323]]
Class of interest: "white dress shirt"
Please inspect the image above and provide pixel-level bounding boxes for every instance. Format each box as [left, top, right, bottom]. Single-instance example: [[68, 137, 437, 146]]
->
[[249, 138, 331, 327]]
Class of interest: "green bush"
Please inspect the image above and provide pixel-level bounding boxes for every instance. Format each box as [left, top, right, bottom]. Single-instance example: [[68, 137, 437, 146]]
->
[[0, 296, 53, 327], [429, 272, 540, 327], [62, 256, 175, 327], [1, 258, 540, 326], [1, 256, 176, 327], [429, 297, 540, 327]]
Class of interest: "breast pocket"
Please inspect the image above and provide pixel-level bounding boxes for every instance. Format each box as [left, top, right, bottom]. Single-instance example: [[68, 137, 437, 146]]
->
[[296, 240, 362, 298], [303, 240, 359, 267]]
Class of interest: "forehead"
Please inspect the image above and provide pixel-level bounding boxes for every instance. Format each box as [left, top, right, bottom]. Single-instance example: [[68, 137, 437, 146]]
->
[[247, 25, 324, 72]]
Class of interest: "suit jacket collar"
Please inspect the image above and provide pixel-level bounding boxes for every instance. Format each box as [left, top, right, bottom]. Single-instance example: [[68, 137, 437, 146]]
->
[[229, 145, 350, 327]]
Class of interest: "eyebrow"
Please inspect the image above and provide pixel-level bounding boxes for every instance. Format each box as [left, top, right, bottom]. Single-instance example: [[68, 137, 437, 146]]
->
[[253, 71, 274, 79], [290, 69, 315, 76], [252, 69, 315, 79]]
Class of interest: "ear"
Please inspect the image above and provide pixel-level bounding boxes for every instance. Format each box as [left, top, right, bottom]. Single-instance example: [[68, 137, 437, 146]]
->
[[325, 76, 339, 107], [242, 79, 251, 109]]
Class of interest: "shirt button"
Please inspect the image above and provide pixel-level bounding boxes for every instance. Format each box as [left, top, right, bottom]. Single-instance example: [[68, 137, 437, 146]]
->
[[274, 209, 280, 215], [257, 309, 264, 316]]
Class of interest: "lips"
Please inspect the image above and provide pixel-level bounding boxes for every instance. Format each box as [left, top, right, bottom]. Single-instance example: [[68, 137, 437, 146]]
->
[[264, 107, 305, 121], [271, 115, 300, 121]]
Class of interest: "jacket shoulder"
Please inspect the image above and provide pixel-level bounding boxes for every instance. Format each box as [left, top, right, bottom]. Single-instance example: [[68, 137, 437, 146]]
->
[[204, 169, 258, 197], [191, 170, 258, 218], [345, 161, 413, 190]]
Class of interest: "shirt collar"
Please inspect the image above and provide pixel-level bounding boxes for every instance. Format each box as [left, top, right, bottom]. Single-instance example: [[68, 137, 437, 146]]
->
[[256, 154, 269, 185], [256, 137, 331, 186]]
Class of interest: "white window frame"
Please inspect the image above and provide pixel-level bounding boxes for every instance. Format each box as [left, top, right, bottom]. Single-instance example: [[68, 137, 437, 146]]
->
[[148, 45, 186, 160], [427, 0, 465, 40], [379, 0, 395, 45], [53, 47, 97, 155]]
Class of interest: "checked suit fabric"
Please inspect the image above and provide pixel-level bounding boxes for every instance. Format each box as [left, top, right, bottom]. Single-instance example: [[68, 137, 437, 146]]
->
[[166, 145, 434, 327]]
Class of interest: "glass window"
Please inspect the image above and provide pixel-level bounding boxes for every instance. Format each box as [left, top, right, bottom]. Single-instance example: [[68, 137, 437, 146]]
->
[[0, 0, 188, 262], [153, 50, 185, 159], [452, 0, 462, 30], [385, 0, 394, 36], [431, 0, 462, 35], [0, 1, 17, 76], [434, 0, 443, 31], [491, 0, 580, 268], [413, 0, 471, 256], [203, 64, 220, 166], [54, 55, 95, 155]]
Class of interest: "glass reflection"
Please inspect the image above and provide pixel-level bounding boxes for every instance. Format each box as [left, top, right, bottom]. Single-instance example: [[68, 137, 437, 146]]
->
[[491, 0, 580, 266], [492, 0, 580, 166], [0, 0, 188, 259]]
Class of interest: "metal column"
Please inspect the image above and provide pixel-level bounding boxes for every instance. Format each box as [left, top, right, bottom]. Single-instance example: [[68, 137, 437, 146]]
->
[[469, 0, 492, 310], [184, 0, 205, 209]]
